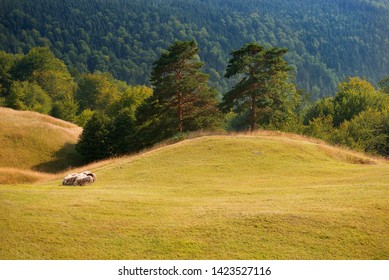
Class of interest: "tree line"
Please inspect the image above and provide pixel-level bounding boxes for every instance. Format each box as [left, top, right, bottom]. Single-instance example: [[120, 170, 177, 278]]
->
[[1, 42, 388, 159]]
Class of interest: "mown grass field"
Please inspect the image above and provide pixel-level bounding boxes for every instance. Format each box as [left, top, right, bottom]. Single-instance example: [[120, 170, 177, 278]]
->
[[0, 107, 82, 182], [1, 134, 388, 259]]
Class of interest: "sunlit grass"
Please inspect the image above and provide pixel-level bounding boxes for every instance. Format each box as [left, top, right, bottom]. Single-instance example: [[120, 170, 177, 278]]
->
[[1, 134, 388, 259], [0, 107, 82, 178]]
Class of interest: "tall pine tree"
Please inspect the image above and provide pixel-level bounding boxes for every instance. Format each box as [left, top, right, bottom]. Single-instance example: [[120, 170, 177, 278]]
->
[[150, 40, 218, 132], [137, 40, 220, 148], [221, 43, 291, 131]]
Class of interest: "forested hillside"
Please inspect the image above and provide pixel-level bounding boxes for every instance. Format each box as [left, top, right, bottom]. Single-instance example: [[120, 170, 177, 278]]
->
[[1, 0, 388, 98]]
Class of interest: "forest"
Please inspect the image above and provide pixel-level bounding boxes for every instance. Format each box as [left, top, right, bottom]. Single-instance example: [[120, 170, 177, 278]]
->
[[0, 0, 388, 158], [1, 0, 389, 98], [0, 43, 388, 159]]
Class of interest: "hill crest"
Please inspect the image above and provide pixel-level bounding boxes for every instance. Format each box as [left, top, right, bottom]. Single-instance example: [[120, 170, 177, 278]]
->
[[1, 110, 386, 185], [75, 131, 386, 182]]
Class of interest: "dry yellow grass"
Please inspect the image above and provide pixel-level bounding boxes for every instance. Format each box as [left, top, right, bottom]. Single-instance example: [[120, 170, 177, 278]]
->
[[2, 134, 387, 259], [1, 117, 388, 260], [0, 107, 82, 177], [0, 107, 80, 130], [0, 167, 55, 185]]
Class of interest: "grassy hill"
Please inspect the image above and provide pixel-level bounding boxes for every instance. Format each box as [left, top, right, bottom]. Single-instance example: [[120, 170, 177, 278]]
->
[[0, 107, 83, 183], [1, 132, 388, 259]]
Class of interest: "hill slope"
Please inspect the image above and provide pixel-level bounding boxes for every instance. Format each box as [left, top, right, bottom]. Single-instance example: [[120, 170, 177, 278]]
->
[[1, 0, 389, 97], [1, 134, 388, 259], [0, 107, 82, 182]]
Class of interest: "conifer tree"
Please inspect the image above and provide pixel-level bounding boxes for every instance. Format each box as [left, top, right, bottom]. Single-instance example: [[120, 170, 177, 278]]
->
[[149, 40, 218, 133], [221, 43, 291, 131], [136, 40, 220, 148]]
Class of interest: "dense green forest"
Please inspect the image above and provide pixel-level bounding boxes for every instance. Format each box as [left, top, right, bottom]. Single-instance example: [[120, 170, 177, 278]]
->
[[1, 0, 389, 98], [1, 43, 387, 158]]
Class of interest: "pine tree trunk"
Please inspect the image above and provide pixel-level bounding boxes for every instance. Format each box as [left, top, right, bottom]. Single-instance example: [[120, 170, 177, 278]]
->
[[178, 92, 183, 133], [250, 95, 256, 132]]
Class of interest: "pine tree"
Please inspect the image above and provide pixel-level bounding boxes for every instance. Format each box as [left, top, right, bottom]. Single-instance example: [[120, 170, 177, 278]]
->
[[135, 40, 220, 149], [149, 40, 218, 133], [221, 43, 291, 131]]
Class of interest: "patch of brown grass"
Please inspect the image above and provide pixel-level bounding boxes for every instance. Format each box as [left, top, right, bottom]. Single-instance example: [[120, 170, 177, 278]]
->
[[0, 107, 83, 174], [0, 168, 55, 184], [0, 107, 80, 130]]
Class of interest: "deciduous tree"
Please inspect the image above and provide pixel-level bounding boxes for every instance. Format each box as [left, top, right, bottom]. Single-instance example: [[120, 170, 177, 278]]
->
[[333, 77, 383, 126], [75, 73, 121, 113], [76, 112, 113, 162]]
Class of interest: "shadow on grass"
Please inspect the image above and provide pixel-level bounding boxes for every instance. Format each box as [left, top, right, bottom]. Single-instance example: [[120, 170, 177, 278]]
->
[[32, 142, 84, 173]]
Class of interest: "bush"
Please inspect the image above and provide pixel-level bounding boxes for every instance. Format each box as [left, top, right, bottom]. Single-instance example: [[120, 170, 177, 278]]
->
[[339, 110, 388, 156], [76, 112, 113, 162]]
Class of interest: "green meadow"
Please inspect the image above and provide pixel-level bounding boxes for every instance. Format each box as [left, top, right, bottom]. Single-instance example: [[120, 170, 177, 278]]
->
[[1, 134, 388, 259]]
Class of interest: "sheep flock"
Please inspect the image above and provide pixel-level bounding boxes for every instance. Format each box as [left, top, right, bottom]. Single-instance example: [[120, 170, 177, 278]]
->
[[62, 171, 97, 186]]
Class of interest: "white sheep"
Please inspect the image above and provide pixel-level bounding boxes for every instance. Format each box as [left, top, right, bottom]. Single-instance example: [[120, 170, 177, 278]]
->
[[67, 174, 79, 186], [62, 173, 78, 185], [76, 175, 94, 186], [85, 172, 97, 183], [73, 174, 88, 186], [62, 171, 97, 186]]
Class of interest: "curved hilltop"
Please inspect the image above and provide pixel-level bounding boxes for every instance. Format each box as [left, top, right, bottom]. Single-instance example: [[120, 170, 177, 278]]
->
[[2, 133, 387, 259], [87, 134, 387, 206], [0, 107, 82, 183]]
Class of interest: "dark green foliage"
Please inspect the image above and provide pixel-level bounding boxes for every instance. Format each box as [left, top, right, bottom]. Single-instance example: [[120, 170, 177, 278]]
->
[[0, 51, 18, 98], [137, 40, 221, 149], [1, 0, 388, 98], [10, 47, 66, 81], [76, 112, 113, 162], [333, 79, 375, 126], [304, 97, 335, 125], [75, 82, 153, 162], [1, 47, 78, 121], [135, 96, 178, 148], [75, 73, 120, 113], [305, 77, 388, 126], [379, 76, 389, 95], [109, 108, 137, 155], [150, 40, 205, 133], [222, 43, 292, 131], [76, 103, 146, 163], [51, 98, 78, 122]]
